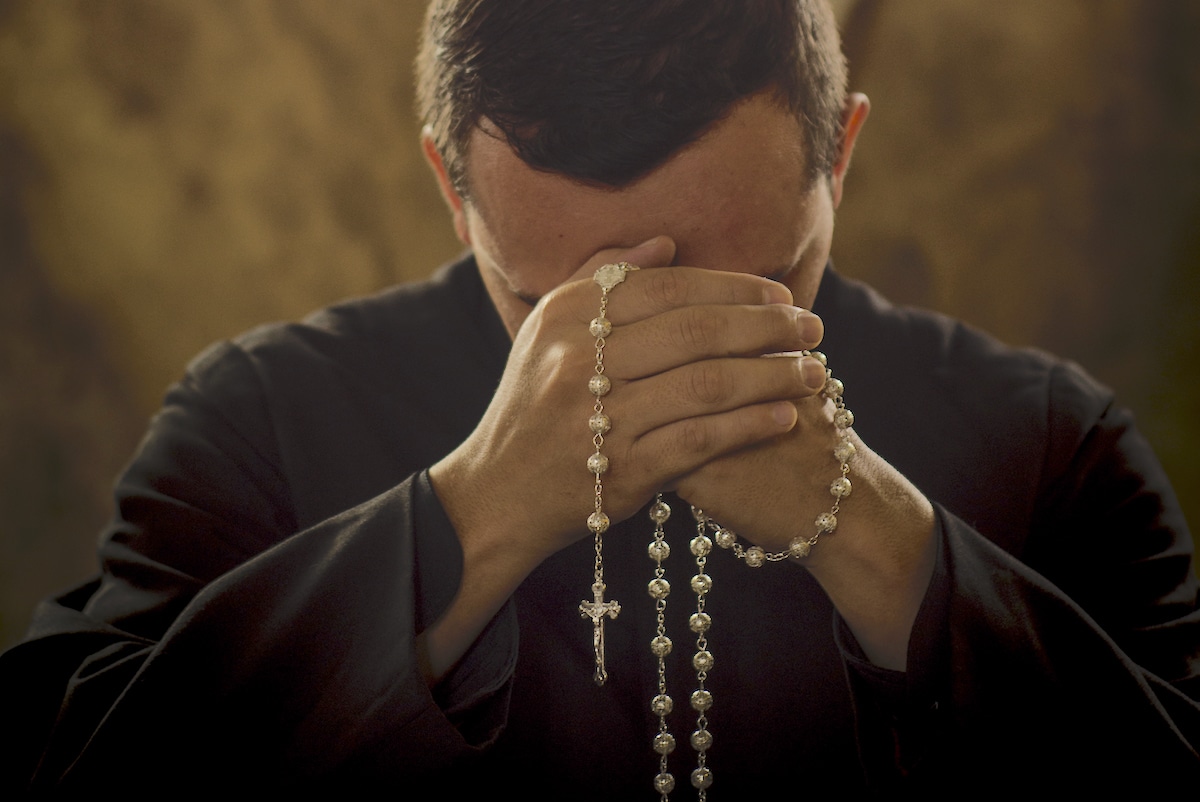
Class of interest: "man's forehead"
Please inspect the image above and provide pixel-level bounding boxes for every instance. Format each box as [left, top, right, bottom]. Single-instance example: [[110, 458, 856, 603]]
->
[[464, 94, 811, 216]]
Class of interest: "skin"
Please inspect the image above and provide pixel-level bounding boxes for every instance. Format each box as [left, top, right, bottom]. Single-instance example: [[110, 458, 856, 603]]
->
[[419, 90, 936, 682]]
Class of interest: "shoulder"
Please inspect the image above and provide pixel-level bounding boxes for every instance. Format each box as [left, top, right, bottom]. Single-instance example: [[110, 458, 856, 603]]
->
[[817, 267, 1115, 551], [178, 254, 504, 401]]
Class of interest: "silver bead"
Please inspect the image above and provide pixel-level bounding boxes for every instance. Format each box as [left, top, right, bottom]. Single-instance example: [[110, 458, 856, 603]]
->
[[651, 694, 674, 716], [589, 412, 611, 434], [690, 728, 714, 752], [647, 578, 671, 600], [692, 649, 714, 672], [808, 350, 827, 366], [588, 374, 611, 397], [654, 772, 676, 794], [587, 452, 609, 475], [691, 767, 713, 790], [788, 537, 813, 558], [690, 534, 712, 557], [833, 438, 857, 463], [587, 511, 610, 534], [713, 527, 737, 549], [651, 635, 673, 657], [744, 545, 765, 567], [822, 377, 844, 399], [647, 539, 671, 562], [649, 499, 672, 523], [833, 407, 854, 429], [830, 476, 852, 498], [690, 689, 713, 711], [653, 732, 677, 755], [815, 511, 838, 533], [589, 316, 613, 338], [690, 574, 713, 595], [688, 611, 712, 634]]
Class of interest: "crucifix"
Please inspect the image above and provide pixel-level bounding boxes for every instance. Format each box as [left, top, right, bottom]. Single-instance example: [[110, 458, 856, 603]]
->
[[580, 580, 621, 685]]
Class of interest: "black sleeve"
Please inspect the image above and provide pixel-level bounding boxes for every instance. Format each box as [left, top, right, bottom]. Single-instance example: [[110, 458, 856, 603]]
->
[[0, 342, 517, 793], [838, 364, 1200, 792]]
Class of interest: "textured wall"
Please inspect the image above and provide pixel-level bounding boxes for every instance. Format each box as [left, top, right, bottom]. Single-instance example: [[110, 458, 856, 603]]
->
[[2, 1, 1198, 649]]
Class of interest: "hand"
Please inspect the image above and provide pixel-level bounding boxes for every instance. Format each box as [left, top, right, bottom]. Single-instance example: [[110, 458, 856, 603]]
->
[[432, 236, 828, 566], [421, 236, 828, 680], [675, 379, 937, 671]]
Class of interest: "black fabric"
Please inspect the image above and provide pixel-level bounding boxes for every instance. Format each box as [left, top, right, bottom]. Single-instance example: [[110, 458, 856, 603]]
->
[[2, 256, 1198, 798]]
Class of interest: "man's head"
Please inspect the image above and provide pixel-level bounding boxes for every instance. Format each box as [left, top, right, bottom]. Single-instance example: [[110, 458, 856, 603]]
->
[[417, 0, 849, 196], [415, 0, 868, 335]]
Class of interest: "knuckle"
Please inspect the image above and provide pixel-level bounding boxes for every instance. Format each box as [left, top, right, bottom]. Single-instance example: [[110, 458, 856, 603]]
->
[[677, 308, 726, 352], [687, 362, 729, 405], [677, 418, 712, 455], [646, 268, 689, 308]]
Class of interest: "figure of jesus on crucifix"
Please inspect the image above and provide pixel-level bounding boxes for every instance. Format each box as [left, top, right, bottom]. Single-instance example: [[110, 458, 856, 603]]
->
[[580, 581, 621, 685]]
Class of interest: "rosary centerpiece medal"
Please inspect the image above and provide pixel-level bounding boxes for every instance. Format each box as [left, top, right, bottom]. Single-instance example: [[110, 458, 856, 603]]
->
[[581, 261, 638, 686]]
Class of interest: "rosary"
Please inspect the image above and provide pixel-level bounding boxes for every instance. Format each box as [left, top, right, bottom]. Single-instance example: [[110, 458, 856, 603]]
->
[[581, 263, 856, 799]]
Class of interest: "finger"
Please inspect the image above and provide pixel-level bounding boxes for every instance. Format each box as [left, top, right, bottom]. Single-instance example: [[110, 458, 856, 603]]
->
[[627, 400, 799, 486], [600, 266, 793, 325], [606, 304, 824, 378], [566, 235, 679, 283], [552, 244, 793, 327], [619, 353, 828, 435]]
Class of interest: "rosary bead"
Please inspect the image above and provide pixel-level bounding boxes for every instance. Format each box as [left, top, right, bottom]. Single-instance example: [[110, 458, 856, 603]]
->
[[833, 438, 857, 463], [649, 499, 672, 523], [833, 407, 854, 429], [654, 773, 676, 794], [651, 694, 674, 715], [690, 534, 712, 557], [587, 511, 610, 534], [690, 574, 713, 595], [688, 611, 712, 633], [690, 728, 714, 752], [589, 316, 613, 338], [691, 767, 713, 790], [830, 476, 852, 498], [744, 545, 765, 567], [651, 635, 674, 657], [713, 527, 737, 549], [822, 377, 844, 399], [690, 689, 714, 711], [647, 540, 671, 562], [648, 578, 671, 600], [788, 537, 813, 558], [587, 452, 610, 475], [809, 350, 827, 366], [653, 732, 677, 755], [588, 374, 612, 397], [815, 511, 838, 533], [693, 649, 714, 672], [588, 412, 611, 434]]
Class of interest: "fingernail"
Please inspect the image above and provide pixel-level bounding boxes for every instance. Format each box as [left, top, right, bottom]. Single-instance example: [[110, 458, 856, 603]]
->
[[773, 401, 798, 427], [797, 309, 823, 344], [801, 357, 828, 390], [763, 283, 792, 305]]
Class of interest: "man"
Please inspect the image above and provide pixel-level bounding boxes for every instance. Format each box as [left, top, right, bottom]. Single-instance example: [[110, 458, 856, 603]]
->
[[3, 0, 1198, 796]]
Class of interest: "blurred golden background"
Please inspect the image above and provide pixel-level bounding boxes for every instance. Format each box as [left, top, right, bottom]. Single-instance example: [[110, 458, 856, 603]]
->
[[1, 1, 1198, 650]]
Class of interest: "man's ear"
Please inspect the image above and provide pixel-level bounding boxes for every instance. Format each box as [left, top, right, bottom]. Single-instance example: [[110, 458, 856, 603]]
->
[[829, 92, 870, 210], [421, 127, 471, 244]]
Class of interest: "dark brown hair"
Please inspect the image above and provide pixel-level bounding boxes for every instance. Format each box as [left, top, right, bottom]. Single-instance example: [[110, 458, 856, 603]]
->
[[417, 0, 847, 195]]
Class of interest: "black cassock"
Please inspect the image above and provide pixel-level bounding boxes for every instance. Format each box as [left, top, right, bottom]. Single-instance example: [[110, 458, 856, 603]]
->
[[4, 257, 1199, 797]]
